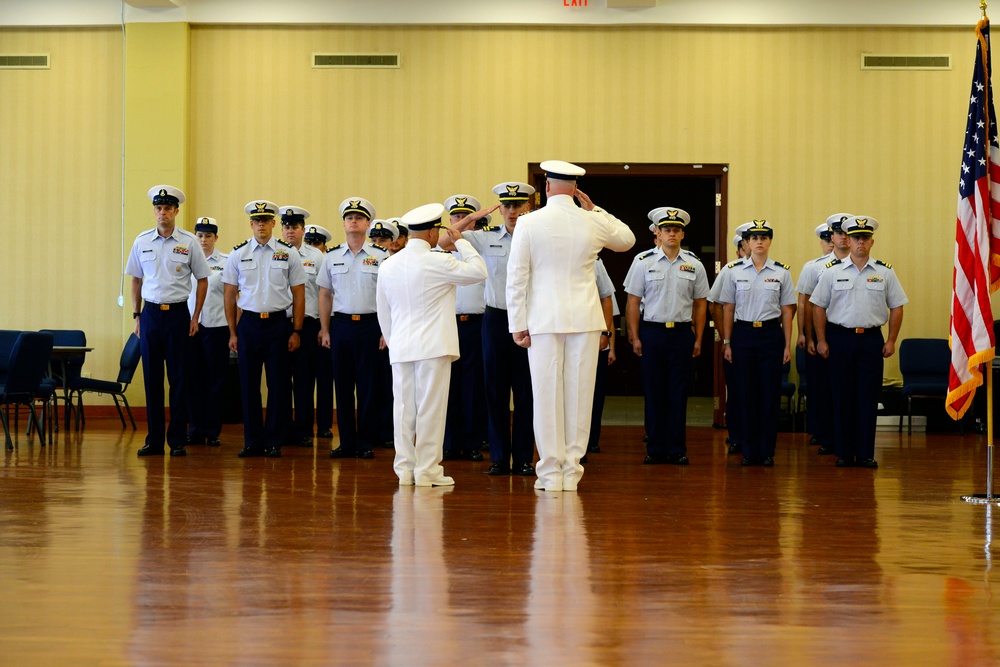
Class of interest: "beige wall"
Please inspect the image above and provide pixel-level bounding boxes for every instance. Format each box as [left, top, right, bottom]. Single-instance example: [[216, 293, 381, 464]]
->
[[1, 24, 978, 403]]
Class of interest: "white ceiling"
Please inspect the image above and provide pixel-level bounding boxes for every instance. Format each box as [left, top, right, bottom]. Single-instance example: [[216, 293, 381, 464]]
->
[[0, 0, 987, 27]]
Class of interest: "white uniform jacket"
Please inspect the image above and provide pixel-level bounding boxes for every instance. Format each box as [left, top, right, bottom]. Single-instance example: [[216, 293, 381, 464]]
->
[[505, 194, 635, 335], [376, 238, 487, 365]]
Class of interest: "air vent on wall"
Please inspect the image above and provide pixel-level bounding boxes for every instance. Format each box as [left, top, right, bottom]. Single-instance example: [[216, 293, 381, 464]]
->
[[861, 54, 950, 70], [313, 53, 399, 69], [0, 54, 49, 69]]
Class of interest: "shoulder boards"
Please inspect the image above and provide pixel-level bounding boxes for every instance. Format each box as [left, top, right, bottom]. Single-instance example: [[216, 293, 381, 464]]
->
[[825, 258, 842, 268], [725, 259, 744, 269], [374, 245, 389, 254], [331, 243, 344, 251], [639, 251, 656, 261], [875, 259, 893, 269], [431, 248, 449, 254], [681, 248, 699, 259], [772, 260, 790, 270], [276, 238, 292, 248], [233, 239, 249, 250], [482, 225, 499, 232]]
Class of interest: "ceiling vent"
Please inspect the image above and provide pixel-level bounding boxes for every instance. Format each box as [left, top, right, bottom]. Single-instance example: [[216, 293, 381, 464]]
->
[[313, 53, 400, 69], [0, 54, 50, 70], [861, 54, 950, 71]]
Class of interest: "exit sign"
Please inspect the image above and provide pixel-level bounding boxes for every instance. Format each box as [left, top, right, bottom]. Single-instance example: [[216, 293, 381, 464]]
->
[[563, 0, 588, 6]]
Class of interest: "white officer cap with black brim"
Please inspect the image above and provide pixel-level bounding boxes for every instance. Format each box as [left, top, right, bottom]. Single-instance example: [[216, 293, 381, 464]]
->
[[244, 200, 279, 219], [148, 185, 185, 206], [444, 195, 481, 216], [492, 182, 535, 203], [540, 160, 586, 181], [194, 216, 218, 234], [648, 207, 691, 228], [401, 203, 446, 231], [814, 223, 833, 241], [742, 219, 773, 239], [475, 213, 493, 230], [826, 212, 853, 233], [387, 217, 408, 237], [843, 215, 879, 236], [339, 197, 375, 221], [368, 219, 399, 242], [304, 225, 332, 244], [733, 222, 753, 247], [279, 205, 311, 226]]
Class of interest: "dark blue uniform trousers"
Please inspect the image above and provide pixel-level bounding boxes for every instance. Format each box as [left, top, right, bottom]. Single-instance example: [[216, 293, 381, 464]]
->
[[236, 314, 292, 451], [330, 315, 381, 453], [444, 314, 488, 455], [640, 323, 695, 458], [139, 305, 190, 448], [315, 343, 334, 432], [482, 307, 534, 468], [587, 346, 611, 451], [723, 356, 738, 447], [730, 321, 784, 459], [186, 324, 229, 440], [805, 343, 834, 447], [289, 316, 321, 440], [827, 325, 884, 462]]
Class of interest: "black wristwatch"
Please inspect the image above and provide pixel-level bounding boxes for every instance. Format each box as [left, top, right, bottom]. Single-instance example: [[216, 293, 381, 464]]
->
[[133, 311, 141, 319], [292, 329, 303, 335], [600, 331, 612, 337]]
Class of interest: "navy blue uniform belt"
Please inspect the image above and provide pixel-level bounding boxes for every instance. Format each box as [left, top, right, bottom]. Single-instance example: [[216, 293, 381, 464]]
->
[[333, 312, 377, 321], [828, 323, 881, 334], [144, 301, 187, 311], [642, 320, 692, 329], [484, 305, 507, 314], [457, 313, 484, 322], [735, 318, 780, 329], [243, 310, 287, 320]]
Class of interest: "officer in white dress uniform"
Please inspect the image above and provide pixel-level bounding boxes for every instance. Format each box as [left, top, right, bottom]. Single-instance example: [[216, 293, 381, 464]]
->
[[376, 203, 488, 487], [126, 185, 211, 457], [222, 200, 306, 457], [185, 216, 229, 447], [506, 160, 636, 492]]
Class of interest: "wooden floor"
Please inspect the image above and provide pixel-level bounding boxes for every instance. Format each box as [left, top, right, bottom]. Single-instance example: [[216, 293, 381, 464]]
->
[[1, 418, 999, 666]]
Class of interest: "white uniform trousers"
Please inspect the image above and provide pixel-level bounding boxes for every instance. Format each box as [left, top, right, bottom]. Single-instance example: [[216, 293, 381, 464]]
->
[[526, 331, 600, 491], [392, 356, 452, 485]]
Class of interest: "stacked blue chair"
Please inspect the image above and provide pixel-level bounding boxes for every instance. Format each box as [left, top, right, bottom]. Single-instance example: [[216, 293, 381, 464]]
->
[[0, 331, 54, 448]]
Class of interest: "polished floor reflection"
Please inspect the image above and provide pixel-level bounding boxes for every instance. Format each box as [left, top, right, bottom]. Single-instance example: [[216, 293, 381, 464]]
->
[[1, 420, 998, 665]]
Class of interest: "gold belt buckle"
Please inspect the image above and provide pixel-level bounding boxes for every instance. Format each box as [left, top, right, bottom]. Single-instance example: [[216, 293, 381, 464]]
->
[[664, 322, 675, 329], [351, 314, 361, 321], [753, 321, 763, 328], [854, 327, 865, 334], [459, 315, 470, 322], [260, 312, 269, 319], [159, 304, 170, 311]]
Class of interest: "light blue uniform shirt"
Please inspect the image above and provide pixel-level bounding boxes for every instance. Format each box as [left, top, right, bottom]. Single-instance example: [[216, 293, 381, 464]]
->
[[451, 249, 487, 315], [717, 258, 797, 322], [125, 227, 211, 304], [288, 243, 323, 320], [625, 248, 710, 322], [188, 248, 228, 328], [463, 226, 513, 309], [222, 236, 306, 313], [795, 252, 833, 296], [316, 242, 387, 314], [810, 257, 908, 328]]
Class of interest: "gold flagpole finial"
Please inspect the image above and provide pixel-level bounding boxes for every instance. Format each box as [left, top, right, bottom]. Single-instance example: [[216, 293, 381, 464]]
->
[[983, 0, 989, 19]]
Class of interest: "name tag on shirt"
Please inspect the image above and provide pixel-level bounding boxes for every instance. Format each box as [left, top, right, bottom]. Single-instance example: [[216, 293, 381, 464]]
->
[[241, 257, 257, 271]]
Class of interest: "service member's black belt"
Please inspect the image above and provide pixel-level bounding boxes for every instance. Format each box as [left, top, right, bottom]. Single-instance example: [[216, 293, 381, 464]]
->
[[243, 310, 287, 320], [829, 323, 880, 334], [735, 318, 781, 329], [333, 312, 377, 322], [642, 320, 692, 329], [484, 306, 507, 314], [144, 301, 187, 311], [457, 314, 484, 322]]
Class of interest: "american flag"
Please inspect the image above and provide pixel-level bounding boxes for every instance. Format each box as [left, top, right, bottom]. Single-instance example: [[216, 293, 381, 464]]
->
[[948, 19, 1000, 420]]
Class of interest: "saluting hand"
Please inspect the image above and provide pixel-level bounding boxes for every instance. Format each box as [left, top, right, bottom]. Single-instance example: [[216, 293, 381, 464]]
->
[[437, 228, 460, 252], [575, 189, 596, 212]]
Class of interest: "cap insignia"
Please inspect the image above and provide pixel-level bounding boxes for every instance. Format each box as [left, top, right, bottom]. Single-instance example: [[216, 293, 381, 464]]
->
[[255, 202, 267, 214], [506, 185, 519, 197]]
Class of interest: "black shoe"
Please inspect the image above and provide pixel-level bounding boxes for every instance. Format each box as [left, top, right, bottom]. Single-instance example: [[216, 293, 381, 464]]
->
[[580, 454, 589, 464], [238, 446, 266, 458], [329, 447, 356, 458], [169, 446, 187, 457], [513, 462, 536, 476], [761, 456, 774, 467], [741, 456, 754, 466], [817, 445, 836, 455], [137, 444, 164, 456], [857, 458, 878, 469], [666, 454, 690, 466], [292, 436, 311, 447], [588, 443, 601, 453], [266, 447, 282, 458], [479, 441, 490, 451], [644, 455, 666, 465], [186, 435, 206, 445], [642, 434, 648, 443], [835, 457, 853, 467], [727, 443, 740, 455], [725, 436, 731, 444], [442, 450, 460, 461], [486, 462, 511, 476], [318, 429, 334, 438], [466, 449, 484, 462], [380, 440, 395, 449], [357, 449, 375, 459], [207, 437, 222, 447], [809, 436, 819, 445]]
